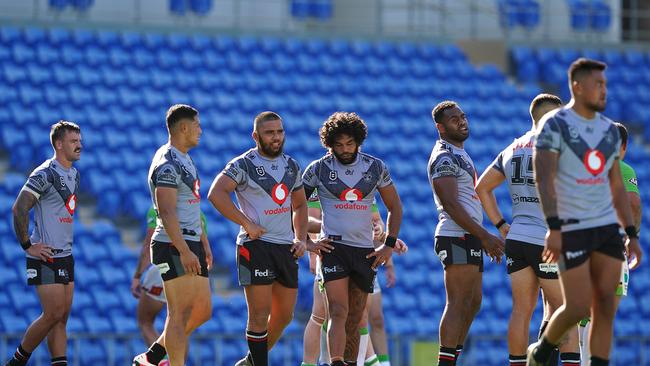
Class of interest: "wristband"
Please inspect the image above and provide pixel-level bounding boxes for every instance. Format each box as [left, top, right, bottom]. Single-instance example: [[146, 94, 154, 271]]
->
[[625, 226, 638, 239], [495, 219, 507, 229], [546, 216, 562, 231], [20, 239, 32, 251], [384, 236, 397, 248]]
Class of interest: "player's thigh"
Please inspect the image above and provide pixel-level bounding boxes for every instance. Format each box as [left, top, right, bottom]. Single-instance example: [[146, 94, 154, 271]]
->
[[36, 284, 68, 316], [509, 266, 539, 312], [557, 261, 592, 312], [271, 281, 298, 316], [138, 293, 165, 323], [539, 278, 563, 314], [590, 251, 623, 300], [163, 275, 206, 315], [244, 284, 274, 315], [368, 292, 385, 328], [325, 277, 350, 315], [443, 264, 481, 301]]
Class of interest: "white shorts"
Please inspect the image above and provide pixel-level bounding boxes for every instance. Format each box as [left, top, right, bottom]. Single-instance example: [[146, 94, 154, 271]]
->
[[141, 265, 166, 303], [617, 254, 629, 297], [372, 276, 381, 294]]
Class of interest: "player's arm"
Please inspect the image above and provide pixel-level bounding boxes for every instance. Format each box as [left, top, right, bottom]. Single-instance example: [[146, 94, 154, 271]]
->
[[534, 149, 559, 218], [155, 187, 201, 274], [290, 187, 308, 257], [131, 227, 154, 298], [308, 206, 322, 234], [433, 176, 504, 260], [628, 192, 642, 233], [366, 184, 402, 268], [208, 173, 265, 239], [199, 212, 213, 270], [609, 160, 642, 269], [476, 167, 509, 239], [12, 191, 53, 261], [372, 210, 386, 242]]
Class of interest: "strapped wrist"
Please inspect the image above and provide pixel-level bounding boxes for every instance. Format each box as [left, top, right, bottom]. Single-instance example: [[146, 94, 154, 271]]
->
[[495, 219, 507, 229], [20, 239, 31, 251]]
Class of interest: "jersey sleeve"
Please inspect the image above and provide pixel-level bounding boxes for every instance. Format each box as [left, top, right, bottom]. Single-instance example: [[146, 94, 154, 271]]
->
[[22, 169, 51, 199], [302, 161, 320, 190], [535, 117, 562, 153], [488, 151, 506, 176], [291, 160, 303, 192], [377, 160, 393, 188], [152, 163, 180, 188], [428, 152, 460, 181], [146, 207, 157, 229], [222, 158, 247, 186], [621, 163, 640, 195]]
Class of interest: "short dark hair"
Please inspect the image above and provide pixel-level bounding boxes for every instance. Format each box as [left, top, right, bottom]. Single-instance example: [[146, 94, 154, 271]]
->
[[50, 120, 80, 146], [530, 93, 562, 123], [254, 111, 282, 131], [431, 101, 458, 124], [166, 104, 198, 130], [568, 58, 607, 84], [319, 112, 368, 148], [614, 122, 628, 147]]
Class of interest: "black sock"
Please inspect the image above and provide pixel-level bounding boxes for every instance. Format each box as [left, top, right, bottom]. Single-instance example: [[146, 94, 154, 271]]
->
[[590, 356, 609, 366], [246, 329, 268, 366], [532, 337, 557, 363], [560, 352, 580, 365], [538, 320, 549, 339], [508, 354, 526, 365], [455, 344, 463, 361], [9, 345, 31, 366], [548, 347, 560, 366], [145, 342, 166, 365], [51, 356, 67, 366], [438, 346, 456, 366], [331, 361, 346, 366]]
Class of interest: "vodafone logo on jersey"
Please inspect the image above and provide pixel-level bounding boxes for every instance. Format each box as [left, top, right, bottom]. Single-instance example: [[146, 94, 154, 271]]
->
[[583, 149, 605, 176], [271, 183, 289, 206], [339, 188, 363, 202], [65, 194, 77, 216]]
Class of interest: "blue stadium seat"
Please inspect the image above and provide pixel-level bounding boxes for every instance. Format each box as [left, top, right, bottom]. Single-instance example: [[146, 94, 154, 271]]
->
[[189, 0, 212, 15], [49, 0, 69, 10]]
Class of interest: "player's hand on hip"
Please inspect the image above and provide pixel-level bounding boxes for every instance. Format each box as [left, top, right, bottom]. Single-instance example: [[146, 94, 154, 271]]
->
[[498, 223, 510, 240], [626, 237, 643, 270], [393, 238, 408, 255], [27, 243, 54, 263], [243, 221, 266, 240], [130, 277, 142, 298], [367, 245, 393, 270], [291, 239, 307, 258], [542, 230, 562, 263], [179, 248, 201, 275], [480, 234, 504, 263], [306, 238, 334, 255], [372, 222, 384, 242]]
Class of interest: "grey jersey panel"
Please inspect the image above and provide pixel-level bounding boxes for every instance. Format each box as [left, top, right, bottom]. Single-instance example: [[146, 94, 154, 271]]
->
[[302, 153, 392, 248], [427, 140, 483, 237], [148, 144, 202, 243], [21, 158, 80, 258], [222, 148, 302, 245], [489, 131, 546, 245], [534, 107, 620, 232]]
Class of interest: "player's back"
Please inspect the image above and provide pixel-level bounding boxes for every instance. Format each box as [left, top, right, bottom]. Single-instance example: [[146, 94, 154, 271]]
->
[[493, 131, 546, 245]]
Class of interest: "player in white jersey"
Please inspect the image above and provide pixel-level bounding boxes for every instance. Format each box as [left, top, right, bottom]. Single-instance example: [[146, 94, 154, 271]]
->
[[209, 111, 315, 366], [476, 94, 580, 366], [4, 121, 81, 366], [527, 59, 643, 366], [428, 101, 504, 366], [302, 112, 403, 366], [134, 105, 211, 366]]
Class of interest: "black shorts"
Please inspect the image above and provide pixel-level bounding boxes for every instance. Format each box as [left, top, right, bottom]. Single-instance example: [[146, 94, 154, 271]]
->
[[151, 240, 208, 282], [434, 235, 484, 272], [320, 242, 376, 294], [26, 255, 74, 286], [560, 224, 625, 271], [237, 240, 298, 288], [506, 239, 558, 279]]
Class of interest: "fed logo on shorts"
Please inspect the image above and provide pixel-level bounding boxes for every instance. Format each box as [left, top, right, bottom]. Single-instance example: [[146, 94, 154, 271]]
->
[[156, 263, 171, 275], [254, 269, 274, 278]]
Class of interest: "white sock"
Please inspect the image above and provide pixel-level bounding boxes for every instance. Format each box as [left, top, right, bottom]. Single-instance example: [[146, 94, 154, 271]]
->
[[380, 361, 391, 366], [364, 354, 380, 366], [319, 322, 330, 364], [357, 327, 369, 364], [578, 321, 590, 366]]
